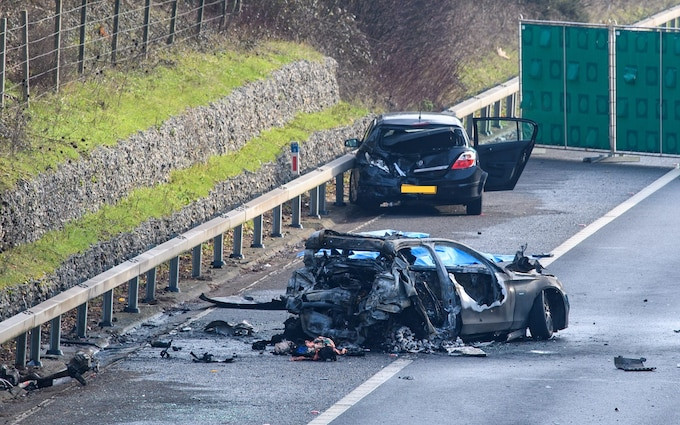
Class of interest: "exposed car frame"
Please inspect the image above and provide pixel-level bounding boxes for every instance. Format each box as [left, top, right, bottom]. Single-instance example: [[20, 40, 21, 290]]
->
[[201, 230, 569, 347]]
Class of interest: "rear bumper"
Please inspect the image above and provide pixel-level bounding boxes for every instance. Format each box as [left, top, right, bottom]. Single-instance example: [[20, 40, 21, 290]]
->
[[357, 167, 487, 205]]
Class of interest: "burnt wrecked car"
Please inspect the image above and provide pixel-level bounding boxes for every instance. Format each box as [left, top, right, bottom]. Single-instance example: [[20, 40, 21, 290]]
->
[[201, 229, 569, 347], [344, 112, 538, 215]]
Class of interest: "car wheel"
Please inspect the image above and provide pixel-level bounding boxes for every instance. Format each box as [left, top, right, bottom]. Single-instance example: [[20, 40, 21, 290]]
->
[[349, 169, 359, 204], [349, 169, 380, 210], [528, 290, 554, 339], [466, 196, 482, 215]]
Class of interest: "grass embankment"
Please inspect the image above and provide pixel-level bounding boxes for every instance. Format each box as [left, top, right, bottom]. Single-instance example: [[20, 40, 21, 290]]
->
[[0, 40, 323, 192], [0, 40, 368, 290]]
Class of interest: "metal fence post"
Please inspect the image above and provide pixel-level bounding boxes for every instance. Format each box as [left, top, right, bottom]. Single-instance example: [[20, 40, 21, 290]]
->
[[142, 0, 151, 59], [78, 0, 87, 74], [192, 244, 202, 278], [291, 196, 303, 228], [505, 93, 517, 118], [111, 0, 120, 65], [145, 268, 157, 302], [29, 326, 42, 366], [15, 333, 27, 368], [124, 276, 140, 313], [76, 302, 88, 337], [168, 0, 178, 45], [100, 289, 114, 327], [271, 205, 283, 237], [212, 234, 224, 268], [0, 18, 6, 108], [251, 215, 264, 248], [54, 0, 62, 90], [47, 316, 63, 355], [20, 10, 29, 105], [335, 172, 346, 206], [197, 0, 205, 35], [230, 224, 244, 259], [168, 256, 180, 292]]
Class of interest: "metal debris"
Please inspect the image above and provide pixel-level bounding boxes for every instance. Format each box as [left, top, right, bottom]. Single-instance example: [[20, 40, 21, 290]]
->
[[614, 356, 656, 371], [204, 320, 254, 336]]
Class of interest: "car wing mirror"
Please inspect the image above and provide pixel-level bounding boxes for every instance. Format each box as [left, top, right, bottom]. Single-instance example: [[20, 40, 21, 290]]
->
[[345, 138, 361, 148]]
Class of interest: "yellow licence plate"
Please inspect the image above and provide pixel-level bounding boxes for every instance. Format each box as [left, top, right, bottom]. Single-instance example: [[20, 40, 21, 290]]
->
[[400, 184, 437, 194]]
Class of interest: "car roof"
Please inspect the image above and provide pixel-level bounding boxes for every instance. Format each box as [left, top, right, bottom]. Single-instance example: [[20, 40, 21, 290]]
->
[[378, 112, 463, 127]]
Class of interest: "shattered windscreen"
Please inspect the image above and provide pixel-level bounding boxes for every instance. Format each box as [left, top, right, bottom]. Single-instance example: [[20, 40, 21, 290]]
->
[[379, 126, 467, 154]]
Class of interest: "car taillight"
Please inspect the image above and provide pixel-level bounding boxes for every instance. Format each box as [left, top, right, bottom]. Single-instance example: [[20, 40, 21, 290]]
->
[[451, 151, 476, 169]]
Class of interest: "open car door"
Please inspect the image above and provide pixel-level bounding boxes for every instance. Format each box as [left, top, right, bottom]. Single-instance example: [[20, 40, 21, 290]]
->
[[472, 117, 538, 191]]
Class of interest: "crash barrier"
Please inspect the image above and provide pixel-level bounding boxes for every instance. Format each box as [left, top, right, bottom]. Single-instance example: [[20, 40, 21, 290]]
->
[[448, 5, 680, 157], [4, 4, 680, 369], [0, 152, 355, 367]]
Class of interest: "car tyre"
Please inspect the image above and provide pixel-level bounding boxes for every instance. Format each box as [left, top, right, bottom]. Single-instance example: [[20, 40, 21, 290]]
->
[[528, 290, 554, 339], [466, 196, 482, 215], [349, 169, 380, 210]]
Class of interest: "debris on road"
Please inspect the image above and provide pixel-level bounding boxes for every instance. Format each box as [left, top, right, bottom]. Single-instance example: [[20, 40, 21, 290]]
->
[[614, 356, 656, 371], [190, 351, 236, 363], [204, 319, 254, 336]]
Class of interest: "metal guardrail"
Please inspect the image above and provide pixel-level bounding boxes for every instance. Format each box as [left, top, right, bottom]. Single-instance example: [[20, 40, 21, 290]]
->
[[0, 152, 355, 366], [3, 4, 680, 368]]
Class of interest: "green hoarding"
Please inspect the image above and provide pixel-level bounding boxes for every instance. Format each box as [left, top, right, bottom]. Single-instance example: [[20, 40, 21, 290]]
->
[[522, 22, 680, 155]]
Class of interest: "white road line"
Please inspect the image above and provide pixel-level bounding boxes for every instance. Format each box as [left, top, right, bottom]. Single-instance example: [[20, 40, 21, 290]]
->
[[307, 358, 412, 425], [541, 167, 680, 267]]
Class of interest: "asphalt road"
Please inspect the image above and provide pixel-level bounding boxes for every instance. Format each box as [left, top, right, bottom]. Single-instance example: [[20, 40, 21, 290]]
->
[[3, 149, 679, 425]]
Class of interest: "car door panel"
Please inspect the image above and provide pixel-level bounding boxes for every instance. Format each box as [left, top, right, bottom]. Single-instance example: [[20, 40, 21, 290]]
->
[[473, 117, 538, 191]]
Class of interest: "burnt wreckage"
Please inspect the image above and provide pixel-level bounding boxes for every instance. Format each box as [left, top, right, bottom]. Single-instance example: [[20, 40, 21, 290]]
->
[[202, 230, 569, 346]]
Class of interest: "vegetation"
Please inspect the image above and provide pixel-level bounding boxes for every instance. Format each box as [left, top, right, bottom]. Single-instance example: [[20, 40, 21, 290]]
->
[[0, 40, 322, 192], [0, 102, 367, 289]]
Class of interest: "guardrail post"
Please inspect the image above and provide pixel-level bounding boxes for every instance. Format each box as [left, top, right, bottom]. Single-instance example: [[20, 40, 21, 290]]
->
[[29, 327, 42, 366], [309, 187, 320, 218], [464, 114, 474, 138], [318, 182, 328, 215], [506, 93, 517, 118], [251, 215, 264, 248], [145, 268, 157, 302], [212, 234, 224, 267], [168, 257, 180, 292], [100, 290, 114, 327], [291, 196, 303, 228], [76, 302, 88, 337], [335, 173, 346, 206], [271, 205, 283, 237], [124, 276, 140, 313], [493, 100, 502, 128], [47, 316, 63, 356], [480, 106, 491, 135], [15, 333, 27, 368], [230, 224, 244, 259], [192, 244, 202, 277]]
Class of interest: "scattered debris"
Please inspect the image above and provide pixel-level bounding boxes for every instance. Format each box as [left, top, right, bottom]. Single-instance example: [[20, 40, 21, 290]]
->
[[614, 356, 656, 371], [204, 320, 254, 336], [190, 351, 235, 363], [398, 375, 414, 380]]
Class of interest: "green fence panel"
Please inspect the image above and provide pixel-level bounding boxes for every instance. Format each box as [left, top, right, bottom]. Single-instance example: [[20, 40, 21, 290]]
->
[[662, 31, 680, 154], [521, 23, 565, 146], [564, 26, 610, 149], [615, 29, 661, 153]]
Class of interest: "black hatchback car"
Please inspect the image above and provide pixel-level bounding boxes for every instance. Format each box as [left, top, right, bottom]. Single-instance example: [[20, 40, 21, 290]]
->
[[345, 112, 538, 215]]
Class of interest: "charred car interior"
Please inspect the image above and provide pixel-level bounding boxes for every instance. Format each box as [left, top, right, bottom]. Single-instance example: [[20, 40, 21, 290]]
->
[[202, 230, 569, 350]]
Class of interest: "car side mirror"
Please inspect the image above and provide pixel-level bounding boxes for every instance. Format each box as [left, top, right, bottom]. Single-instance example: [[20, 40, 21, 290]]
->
[[344, 138, 360, 148]]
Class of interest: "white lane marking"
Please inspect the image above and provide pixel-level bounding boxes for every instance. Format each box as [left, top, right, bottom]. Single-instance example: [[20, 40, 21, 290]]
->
[[307, 358, 412, 425], [541, 167, 680, 267], [350, 213, 384, 232]]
